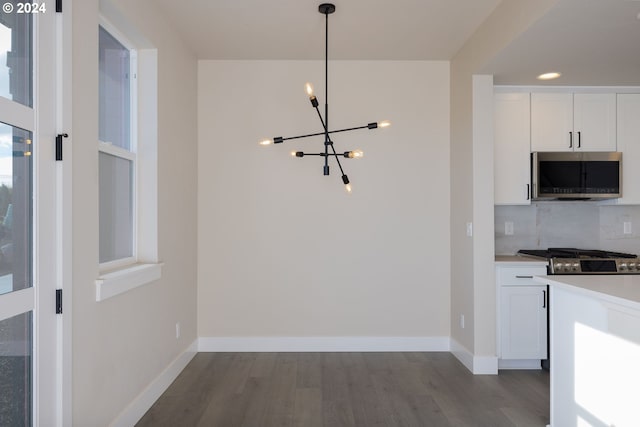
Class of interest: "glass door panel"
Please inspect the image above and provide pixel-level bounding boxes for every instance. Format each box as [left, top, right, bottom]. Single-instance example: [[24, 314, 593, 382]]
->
[[0, 311, 32, 426], [0, 1, 32, 107], [0, 123, 32, 296]]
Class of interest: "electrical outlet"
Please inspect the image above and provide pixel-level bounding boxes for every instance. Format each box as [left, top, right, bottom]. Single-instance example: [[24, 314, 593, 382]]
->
[[460, 314, 465, 329], [624, 221, 632, 235], [505, 221, 514, 236], [175, 322, 181, 339]]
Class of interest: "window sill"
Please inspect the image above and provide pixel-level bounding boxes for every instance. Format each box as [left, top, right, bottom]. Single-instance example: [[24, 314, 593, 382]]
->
[[95, 262, 163, 301]]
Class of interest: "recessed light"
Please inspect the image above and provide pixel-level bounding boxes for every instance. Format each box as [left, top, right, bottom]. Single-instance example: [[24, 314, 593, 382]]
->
[[537, 72, 562, 80]]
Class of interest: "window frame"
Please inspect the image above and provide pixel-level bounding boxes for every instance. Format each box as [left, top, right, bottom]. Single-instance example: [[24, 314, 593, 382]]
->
[[98, 17, 138, 272], [94, 12, 161, 302]]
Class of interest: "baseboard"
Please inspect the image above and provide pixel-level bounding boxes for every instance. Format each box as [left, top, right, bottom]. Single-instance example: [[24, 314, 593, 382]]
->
[[198, 336, 451, 352], [498, 359, 543, 370], [110, 339, 197, 427], [450, 338, 498, 375]]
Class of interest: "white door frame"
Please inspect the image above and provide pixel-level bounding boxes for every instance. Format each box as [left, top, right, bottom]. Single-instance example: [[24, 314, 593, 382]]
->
[[37, 1, 73, 423], [55, 1, 73, 425], [34, 4, 74, 425], [34, 5, 58, 425]]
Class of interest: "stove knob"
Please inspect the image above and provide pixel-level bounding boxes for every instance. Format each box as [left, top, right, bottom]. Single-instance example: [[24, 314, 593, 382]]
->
[[620, 263, 628, 271], [572, 262, 580, 271], [554, 263, 563, 272], [629, 263, 636, 271]]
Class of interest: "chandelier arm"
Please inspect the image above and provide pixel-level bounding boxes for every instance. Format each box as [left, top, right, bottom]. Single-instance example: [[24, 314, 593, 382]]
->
[[326, 136, 347, 176], [315, 106, 326, 131], [277, 124, 375, 143], [294, 153, 356, 157]]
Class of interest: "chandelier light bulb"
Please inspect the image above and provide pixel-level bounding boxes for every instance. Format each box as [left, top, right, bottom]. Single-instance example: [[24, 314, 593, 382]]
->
[[348, 150, 364, 159], [290, 150, 297, 157], [378, 120, 391, 128], [305, 82, 315, 97], [345, 183, 352, 194], [259, 138, 273, 146]]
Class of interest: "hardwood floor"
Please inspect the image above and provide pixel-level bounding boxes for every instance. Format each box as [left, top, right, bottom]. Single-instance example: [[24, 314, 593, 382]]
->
[[137, 352, 549, 427]]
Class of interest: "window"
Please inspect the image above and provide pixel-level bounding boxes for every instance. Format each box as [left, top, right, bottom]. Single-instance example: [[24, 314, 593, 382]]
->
[[95, 17, 160, 301], [98, 24, 136, 267]]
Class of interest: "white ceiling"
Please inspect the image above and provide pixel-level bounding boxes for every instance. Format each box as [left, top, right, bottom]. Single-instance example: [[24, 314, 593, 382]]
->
[[154, 0, 640, 85], [152, 0, 502, 60], [482, 0, 640, 86]]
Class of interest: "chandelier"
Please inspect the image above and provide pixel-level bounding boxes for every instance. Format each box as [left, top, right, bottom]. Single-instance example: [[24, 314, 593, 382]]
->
[[259, 3, 390, 193]]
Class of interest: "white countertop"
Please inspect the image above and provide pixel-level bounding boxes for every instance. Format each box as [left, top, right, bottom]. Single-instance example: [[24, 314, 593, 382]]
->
[[533, 274, 640, 310], [495, 254, 549, 266]]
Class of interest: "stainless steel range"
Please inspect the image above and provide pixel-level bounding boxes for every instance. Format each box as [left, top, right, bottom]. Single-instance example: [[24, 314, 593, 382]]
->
[[518, 248, 640, 274]]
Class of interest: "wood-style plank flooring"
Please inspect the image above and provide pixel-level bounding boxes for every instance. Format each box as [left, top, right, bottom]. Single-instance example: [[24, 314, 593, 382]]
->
[[137, 352, 549, 427]]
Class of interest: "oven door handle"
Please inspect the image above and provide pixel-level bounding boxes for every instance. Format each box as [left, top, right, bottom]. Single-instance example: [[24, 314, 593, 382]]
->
[[543, 290, 546, 308]]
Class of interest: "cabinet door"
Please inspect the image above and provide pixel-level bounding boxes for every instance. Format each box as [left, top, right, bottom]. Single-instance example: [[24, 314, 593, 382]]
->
[[531, 93, 573, 152], [500, 286, 547, 359], [494, 93, 531, 205], [573, 93, 616, 151], [616, 94, 640, 204]]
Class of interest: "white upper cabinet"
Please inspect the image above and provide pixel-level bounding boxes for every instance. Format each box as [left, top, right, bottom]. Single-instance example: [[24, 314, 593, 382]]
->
[[531, 93, 616, 152], [494, 93, 531, 205], [531, 93, 573, 152], [616, 94, 640, 205], [573, 93, 617, 151]]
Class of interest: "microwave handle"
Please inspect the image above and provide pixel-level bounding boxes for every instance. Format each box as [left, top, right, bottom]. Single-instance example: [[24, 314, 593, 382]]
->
[[526, 184, 530, 200], [531, 152, 538, 200]]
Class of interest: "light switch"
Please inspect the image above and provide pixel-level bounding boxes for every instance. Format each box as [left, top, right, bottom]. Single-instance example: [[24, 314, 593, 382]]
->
[[624, 222, 632, 235]]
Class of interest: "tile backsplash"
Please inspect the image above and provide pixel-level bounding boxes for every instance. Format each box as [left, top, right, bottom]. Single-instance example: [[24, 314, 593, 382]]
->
[[495, 203, 640, 255]]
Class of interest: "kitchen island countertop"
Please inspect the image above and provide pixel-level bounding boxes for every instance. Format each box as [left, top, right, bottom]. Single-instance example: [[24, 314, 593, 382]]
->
[[533, 274, 640, 311]]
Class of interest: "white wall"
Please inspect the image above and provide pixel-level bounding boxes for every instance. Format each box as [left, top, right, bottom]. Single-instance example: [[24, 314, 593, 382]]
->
[[197, 60, 451, 343], [71, 0, 198, 424], [450, 0, 559, 362]]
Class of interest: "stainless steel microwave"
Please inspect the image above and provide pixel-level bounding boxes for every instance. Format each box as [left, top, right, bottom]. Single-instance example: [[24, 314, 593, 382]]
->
[[531, 151, 622, 200]]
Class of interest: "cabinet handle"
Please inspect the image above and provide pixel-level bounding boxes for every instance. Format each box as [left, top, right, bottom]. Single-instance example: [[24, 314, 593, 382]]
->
[[515, 275, 534, 279], [543, 290, 547, 308], [526, 184, 530, 200], [569, 131, 573, 148], [577, 131, 581, 148]]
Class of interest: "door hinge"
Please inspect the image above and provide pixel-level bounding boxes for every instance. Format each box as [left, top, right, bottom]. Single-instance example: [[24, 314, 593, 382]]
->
[[56, 133, 68, 161], [56, 289, 63, 314], [56, 0, 62, 12]]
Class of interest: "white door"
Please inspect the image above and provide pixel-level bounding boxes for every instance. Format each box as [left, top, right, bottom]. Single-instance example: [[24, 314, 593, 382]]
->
[[0, 3, 60, 425]]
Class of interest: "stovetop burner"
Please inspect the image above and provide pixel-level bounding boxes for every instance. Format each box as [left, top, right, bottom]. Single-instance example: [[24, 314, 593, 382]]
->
[[517, 248, 640, 274], [519, 248, 638, 259]]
